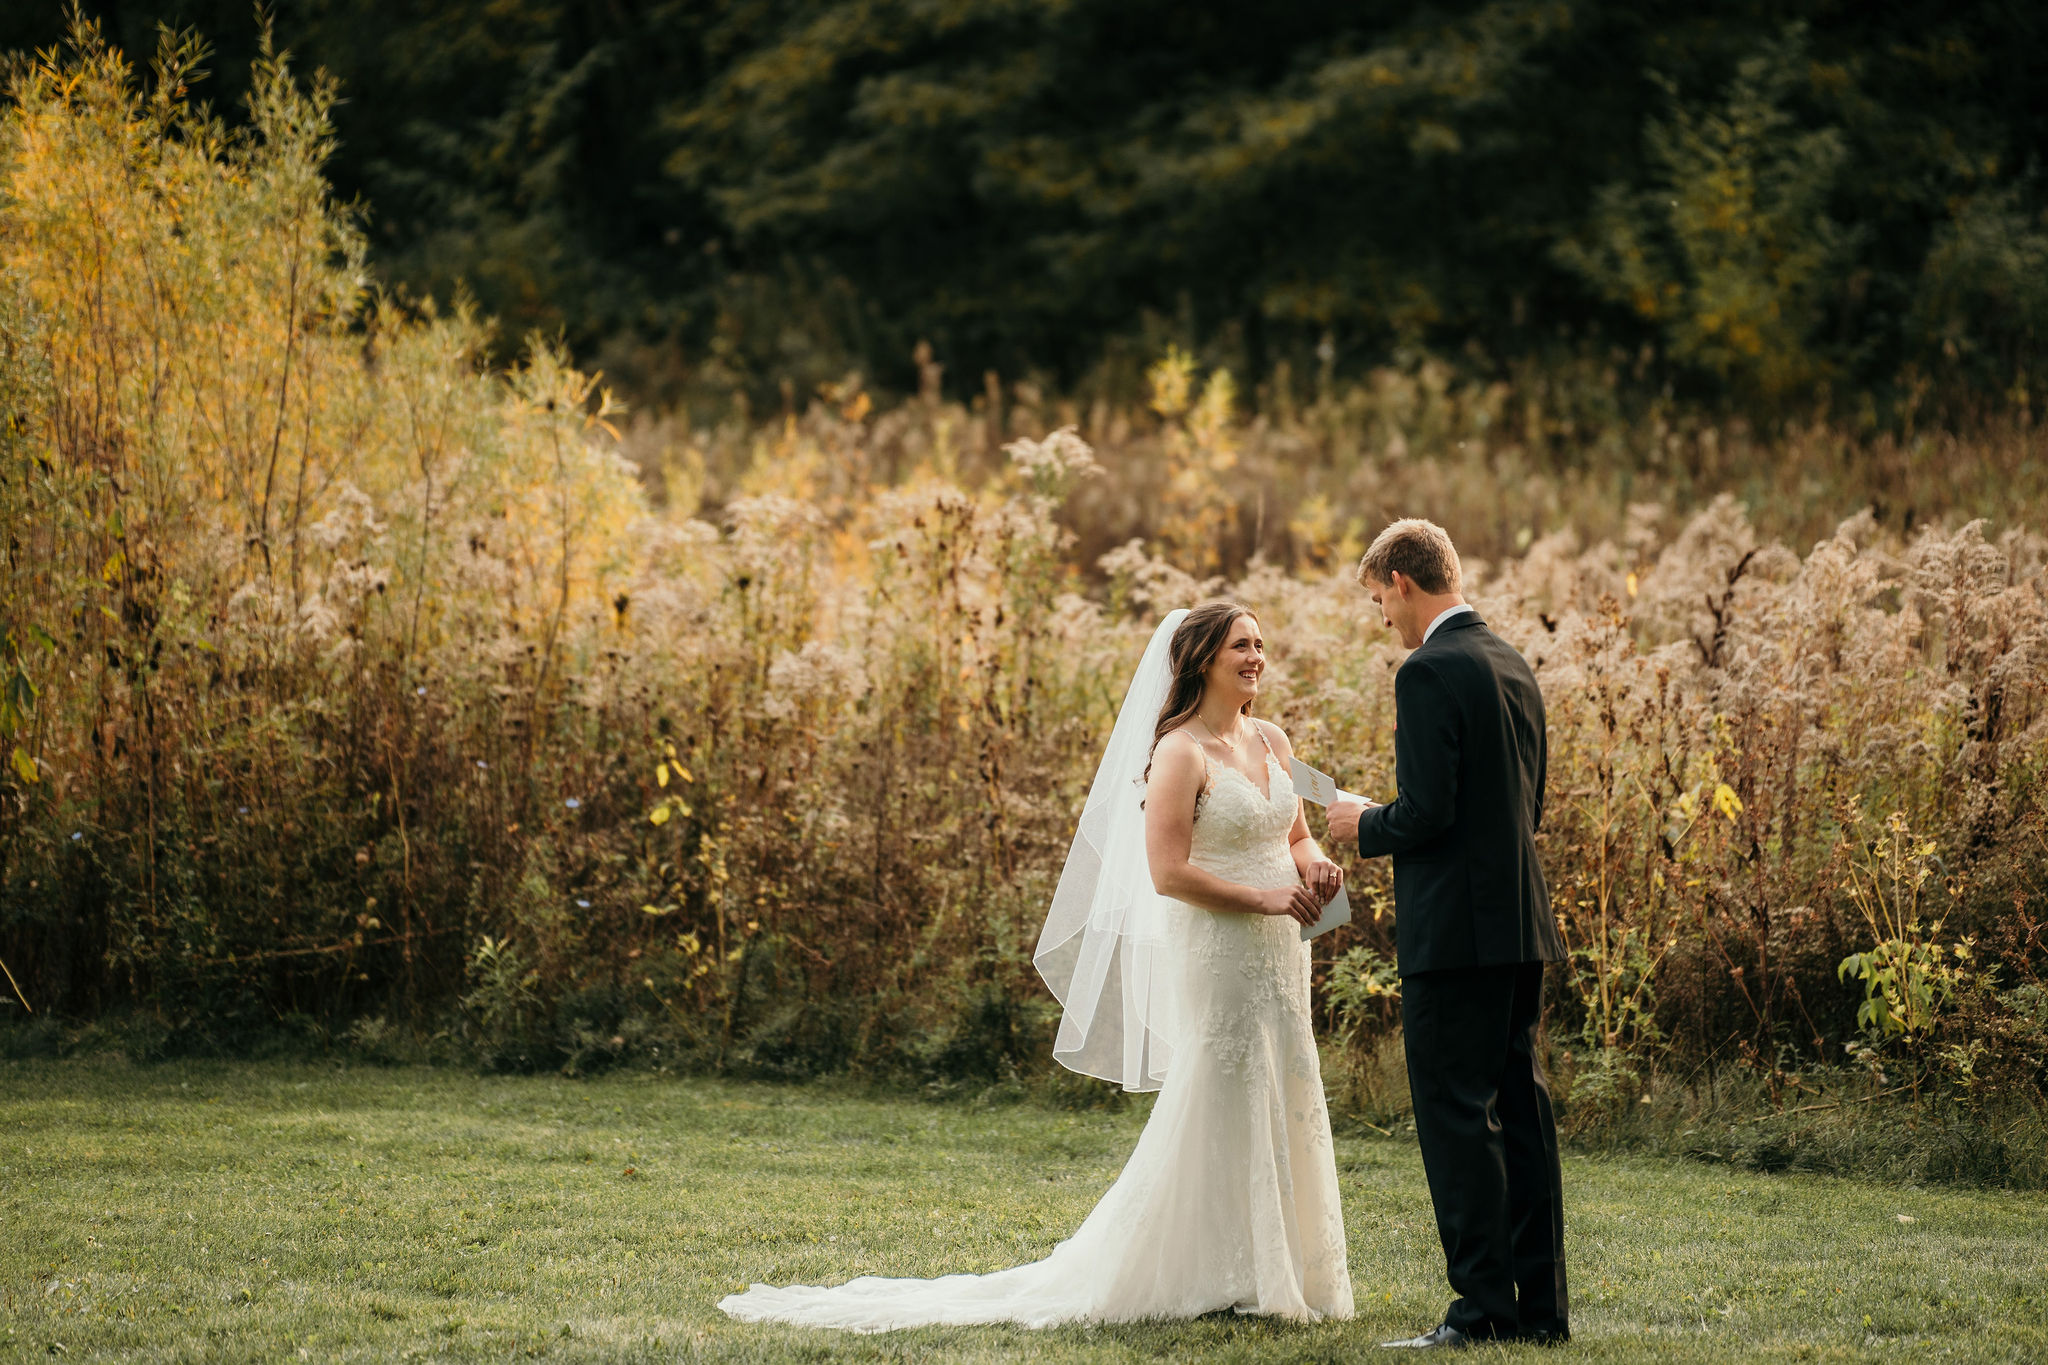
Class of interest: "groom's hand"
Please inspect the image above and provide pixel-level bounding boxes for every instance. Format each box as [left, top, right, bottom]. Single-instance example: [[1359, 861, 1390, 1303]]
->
[[1326, 796, 1371, 845]]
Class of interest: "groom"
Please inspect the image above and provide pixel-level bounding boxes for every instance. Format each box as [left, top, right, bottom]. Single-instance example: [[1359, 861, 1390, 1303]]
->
[[1326, 518, 1569, 1350]]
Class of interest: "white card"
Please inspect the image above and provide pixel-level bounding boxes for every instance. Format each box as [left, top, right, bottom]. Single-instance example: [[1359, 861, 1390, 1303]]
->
[[1288, 757, 1363, 807], [1302, 885, 1352, 942]]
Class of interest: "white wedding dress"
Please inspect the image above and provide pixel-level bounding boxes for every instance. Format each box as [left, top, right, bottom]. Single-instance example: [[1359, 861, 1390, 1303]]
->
[[718, 737, 1354, 1331]]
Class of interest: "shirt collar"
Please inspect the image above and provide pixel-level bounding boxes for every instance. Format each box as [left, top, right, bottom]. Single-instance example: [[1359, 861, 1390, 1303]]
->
[[1422, 602, 1476, 643]]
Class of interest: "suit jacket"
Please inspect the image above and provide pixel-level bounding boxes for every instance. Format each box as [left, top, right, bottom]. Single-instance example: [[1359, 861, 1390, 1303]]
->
[[1356, 611, 1565, 976]]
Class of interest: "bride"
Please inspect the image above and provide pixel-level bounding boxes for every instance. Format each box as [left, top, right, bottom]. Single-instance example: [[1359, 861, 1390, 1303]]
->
[[720, 602, 1355, 1330]]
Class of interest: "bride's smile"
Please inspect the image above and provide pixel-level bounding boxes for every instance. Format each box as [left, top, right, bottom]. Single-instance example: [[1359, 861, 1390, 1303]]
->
[[1205, 619, 1266, 704]]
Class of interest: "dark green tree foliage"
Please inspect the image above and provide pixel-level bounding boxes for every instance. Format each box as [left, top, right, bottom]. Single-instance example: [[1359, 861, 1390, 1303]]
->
[[9, 0, 2047, 410], [283, 0, 720, 352]]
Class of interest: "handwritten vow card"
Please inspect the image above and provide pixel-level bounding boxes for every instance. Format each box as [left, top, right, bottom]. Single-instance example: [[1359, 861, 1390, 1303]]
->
[[1287, 758, 1363, 809], [1301, 886, 1352, 942], [1287, 758, 1364, 941]]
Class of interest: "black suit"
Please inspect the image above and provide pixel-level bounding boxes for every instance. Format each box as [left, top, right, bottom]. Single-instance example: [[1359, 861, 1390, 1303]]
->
[[1356, 610, 1568, 1341]]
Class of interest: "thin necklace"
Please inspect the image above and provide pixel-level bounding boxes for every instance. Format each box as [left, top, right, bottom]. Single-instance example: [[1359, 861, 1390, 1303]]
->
[[1200, 715, 1242, 752]]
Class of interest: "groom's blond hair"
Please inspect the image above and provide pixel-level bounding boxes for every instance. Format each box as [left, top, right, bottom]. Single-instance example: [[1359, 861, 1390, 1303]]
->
[[1356, 518, 1462, 594]]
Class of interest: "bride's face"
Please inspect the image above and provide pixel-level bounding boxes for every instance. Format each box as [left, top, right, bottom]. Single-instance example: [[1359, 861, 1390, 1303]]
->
[[1202, 613, 1265, 708]]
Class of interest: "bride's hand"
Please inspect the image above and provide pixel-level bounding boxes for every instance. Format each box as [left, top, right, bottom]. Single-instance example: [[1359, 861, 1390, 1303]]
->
[[1303, 858, 1344, 906], [1254, 884, 1323, 927]]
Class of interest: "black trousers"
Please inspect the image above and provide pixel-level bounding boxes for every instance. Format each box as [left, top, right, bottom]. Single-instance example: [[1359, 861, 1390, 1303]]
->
[[1401, 961, 1568, 1339]]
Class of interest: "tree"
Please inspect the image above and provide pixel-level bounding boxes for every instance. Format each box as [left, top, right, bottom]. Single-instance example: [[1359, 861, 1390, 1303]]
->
[[10, 0, 2047, 414]]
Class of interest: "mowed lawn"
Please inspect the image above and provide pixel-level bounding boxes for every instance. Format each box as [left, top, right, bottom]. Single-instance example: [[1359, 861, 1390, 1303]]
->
[[3, 1060, 2044, 1362]]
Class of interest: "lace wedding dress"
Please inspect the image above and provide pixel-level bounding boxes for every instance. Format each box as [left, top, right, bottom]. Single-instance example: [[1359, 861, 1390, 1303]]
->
[[718, 736, 1354, 1331]]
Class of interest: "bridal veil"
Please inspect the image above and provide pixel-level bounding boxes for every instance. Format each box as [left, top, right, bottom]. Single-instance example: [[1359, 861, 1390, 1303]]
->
[[1032, 608, 1187, 1092]]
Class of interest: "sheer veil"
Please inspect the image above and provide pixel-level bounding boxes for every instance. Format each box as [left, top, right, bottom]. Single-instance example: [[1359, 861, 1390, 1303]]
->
[[1033, 609, 1187, 1093]]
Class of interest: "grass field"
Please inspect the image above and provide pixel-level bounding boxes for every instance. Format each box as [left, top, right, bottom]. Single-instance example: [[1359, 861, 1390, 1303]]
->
[[3, 1059, 2045, 1362]]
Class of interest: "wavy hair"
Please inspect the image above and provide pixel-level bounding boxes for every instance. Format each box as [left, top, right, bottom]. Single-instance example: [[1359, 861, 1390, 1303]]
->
[[1142, 600, 1259, 786]]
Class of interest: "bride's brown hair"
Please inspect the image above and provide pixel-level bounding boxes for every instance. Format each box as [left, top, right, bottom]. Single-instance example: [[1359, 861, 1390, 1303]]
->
[[1143, 601, 1259, 785]]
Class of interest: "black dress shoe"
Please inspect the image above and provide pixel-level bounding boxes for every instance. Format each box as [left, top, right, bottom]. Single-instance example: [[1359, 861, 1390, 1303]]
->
[[1514, 1325, 1570, 1346], [1378, 1323, 1472, 1349]]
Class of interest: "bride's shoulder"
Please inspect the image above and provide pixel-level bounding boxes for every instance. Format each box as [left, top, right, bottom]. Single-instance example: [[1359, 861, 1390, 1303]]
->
[[1153, 726, 1207, 766], [1147, 729, 1207, 796], [1252, 717, 1295, 757]]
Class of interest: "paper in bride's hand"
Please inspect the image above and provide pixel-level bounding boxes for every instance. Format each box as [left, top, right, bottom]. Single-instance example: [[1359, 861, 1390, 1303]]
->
[[1301, 885, 1351, 942], [1288, 757, 1363, 808]]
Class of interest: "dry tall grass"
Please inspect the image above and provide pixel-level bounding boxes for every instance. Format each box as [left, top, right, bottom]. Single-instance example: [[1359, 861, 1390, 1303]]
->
[[2, 29, 2044, 1170]]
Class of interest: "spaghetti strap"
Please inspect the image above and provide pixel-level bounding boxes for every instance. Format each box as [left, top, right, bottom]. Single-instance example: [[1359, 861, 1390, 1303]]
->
[[1182, 729, 1217, 799], [1253, 721, 1276, 756]]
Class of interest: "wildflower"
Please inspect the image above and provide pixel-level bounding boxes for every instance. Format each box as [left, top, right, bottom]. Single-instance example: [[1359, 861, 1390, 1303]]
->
[[476, 760, 488, 769], [765, 640, 870, 714], [565, 797, 582, 810], [415, 686, 427, 696], [70, 831, 82, 841], [1005, 426, 1100, 487], [576, 899, 591, 908]]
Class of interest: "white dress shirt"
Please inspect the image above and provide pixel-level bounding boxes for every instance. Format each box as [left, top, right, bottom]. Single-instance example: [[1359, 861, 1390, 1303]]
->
[[1422, 602, 1476, 643]]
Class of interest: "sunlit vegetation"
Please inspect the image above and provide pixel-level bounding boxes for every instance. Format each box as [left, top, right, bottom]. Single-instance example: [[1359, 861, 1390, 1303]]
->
[[1, 26, 2044, 1187]]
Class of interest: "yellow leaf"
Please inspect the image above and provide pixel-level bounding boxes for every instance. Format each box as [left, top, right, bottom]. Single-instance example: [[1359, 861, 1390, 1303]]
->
[[641, 904, 672, 916], [9, 747, 37, 784], [1713, 783, 1744, 821], [1626, 572, 1639, 598], [657, 763, 670, 788], [649, 805, 671, 826]]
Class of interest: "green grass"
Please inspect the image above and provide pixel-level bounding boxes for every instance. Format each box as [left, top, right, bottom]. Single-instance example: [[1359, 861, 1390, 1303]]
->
[[3, 1060, 2044, 1362]]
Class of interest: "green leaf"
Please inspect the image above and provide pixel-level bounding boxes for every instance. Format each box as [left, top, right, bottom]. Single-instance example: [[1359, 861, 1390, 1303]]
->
[[9, 747, 37, 784]]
